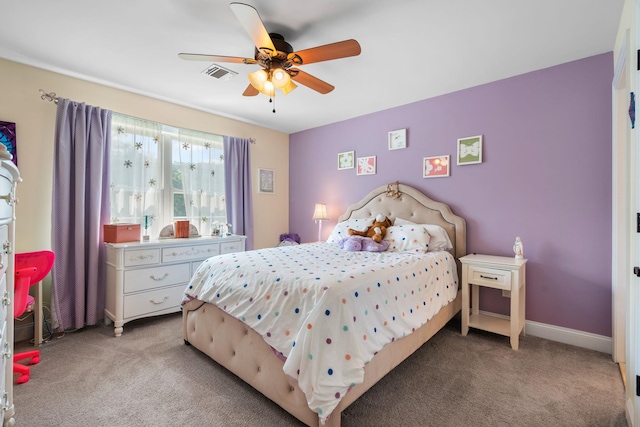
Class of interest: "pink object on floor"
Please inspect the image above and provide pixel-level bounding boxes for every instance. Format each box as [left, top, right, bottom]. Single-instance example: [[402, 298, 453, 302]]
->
[[13, 250, 54, 384]]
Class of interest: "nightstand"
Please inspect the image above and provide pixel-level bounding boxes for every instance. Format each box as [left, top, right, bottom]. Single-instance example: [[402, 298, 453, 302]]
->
[[459, 254, 527, 350]]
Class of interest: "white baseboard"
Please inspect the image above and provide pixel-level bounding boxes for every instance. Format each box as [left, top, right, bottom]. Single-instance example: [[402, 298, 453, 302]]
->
[[478, 310, 612, 354]]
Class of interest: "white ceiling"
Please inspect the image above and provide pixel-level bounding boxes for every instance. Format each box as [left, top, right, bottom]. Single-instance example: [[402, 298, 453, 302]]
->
[[1, 0, 624, 134]]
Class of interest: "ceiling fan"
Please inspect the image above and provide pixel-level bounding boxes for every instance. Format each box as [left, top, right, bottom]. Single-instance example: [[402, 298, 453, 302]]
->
[[179, 2, 361, 109]]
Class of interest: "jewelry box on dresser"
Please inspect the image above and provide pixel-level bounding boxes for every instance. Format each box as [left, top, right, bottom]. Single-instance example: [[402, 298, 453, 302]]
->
[[0, 159, 20, 426]]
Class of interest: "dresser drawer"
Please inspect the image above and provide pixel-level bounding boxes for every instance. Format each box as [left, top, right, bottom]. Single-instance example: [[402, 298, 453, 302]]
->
[[0, 173, 13, 221], [123, 263, 191, 293], [0, 226, 7, 279], [0, 321, 6, 391], [161, 244, 220, 263], [221, 240, 243, 254], [0, 274, 6, 331], [467, 265, 512, 290], [123, 249, 161, 267], [123, 284, 184, 319]]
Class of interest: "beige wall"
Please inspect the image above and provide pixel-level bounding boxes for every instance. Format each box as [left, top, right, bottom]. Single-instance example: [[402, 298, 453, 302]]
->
[[0, 58, 289, 251], [0, 58, 289, 335]]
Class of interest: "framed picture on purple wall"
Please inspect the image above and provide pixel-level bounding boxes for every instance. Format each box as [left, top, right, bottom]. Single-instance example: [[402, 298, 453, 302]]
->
[[356, 156, 376, 175], [388, 129, 406, 150], [338, 151, 354, 170], [423, 155, 450, 178], [457, 135, 483, 165], [0, 121, 17, 166]]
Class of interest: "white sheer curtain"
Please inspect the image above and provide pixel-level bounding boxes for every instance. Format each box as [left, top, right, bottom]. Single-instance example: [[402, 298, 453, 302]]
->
[[174, 128, 225, 236], [110, 114, 163, 237], [109, 113, 225, 238]]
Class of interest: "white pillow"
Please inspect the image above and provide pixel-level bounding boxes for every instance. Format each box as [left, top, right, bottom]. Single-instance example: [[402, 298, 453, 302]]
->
[[383, 225, 431, 253], [326, 218, 374, 243], [393, 217, 415, 226], [391, 218, 453, 252], [424, 224, 453, 251]]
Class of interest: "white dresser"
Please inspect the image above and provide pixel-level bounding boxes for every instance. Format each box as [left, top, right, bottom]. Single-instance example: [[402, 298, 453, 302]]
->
[[0, 160, 19, 426], [105, 235, 246, 336]]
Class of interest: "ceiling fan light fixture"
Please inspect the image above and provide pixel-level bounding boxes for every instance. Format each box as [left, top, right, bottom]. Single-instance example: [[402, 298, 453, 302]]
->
[[258, 79, 275, 96], [271, 68, 290, 89], [281, 79, 298, 95], [248, 69, 269, 91]]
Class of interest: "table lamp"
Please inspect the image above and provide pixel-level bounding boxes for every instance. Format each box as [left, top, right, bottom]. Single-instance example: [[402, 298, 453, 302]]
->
[[312, 203, 329, 242]]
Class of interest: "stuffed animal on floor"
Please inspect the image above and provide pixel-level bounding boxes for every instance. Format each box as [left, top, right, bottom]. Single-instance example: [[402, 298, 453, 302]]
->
[[338, 235, 390, 252], [348, 213, 393, 243], [278, 233, 300, 247]]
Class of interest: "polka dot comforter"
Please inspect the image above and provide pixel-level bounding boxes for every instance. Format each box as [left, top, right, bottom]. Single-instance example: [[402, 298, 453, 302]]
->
[[183, 242, 459, 424]]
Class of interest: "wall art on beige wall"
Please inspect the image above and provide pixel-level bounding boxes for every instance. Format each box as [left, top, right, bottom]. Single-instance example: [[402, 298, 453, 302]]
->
[[258, 168, 275, 194]]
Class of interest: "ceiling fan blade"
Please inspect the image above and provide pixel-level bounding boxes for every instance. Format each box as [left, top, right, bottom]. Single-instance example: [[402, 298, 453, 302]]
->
[[178, 53, 257, 64], [230, 2, 276, 54], [289, 39, 361, 65], [242, 84, 259, 97], [290, 69, 334, 94]]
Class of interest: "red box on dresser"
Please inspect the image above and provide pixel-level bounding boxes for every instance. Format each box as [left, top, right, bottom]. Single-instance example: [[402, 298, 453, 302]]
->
[[103, 223, 141, 243]]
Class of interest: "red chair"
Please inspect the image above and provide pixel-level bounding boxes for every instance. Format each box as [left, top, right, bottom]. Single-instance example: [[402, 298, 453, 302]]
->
[[13, 250, 55, 384]]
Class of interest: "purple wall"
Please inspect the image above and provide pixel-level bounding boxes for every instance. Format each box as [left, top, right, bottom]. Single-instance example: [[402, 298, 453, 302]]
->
[[289, 53, 613, 337]]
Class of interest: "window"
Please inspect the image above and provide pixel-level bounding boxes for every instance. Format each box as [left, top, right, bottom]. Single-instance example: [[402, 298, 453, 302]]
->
[[110, 114, 225, 237]]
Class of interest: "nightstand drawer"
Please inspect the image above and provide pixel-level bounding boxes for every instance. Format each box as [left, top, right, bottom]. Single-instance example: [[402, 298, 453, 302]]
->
[[467, 265, 511, 290]]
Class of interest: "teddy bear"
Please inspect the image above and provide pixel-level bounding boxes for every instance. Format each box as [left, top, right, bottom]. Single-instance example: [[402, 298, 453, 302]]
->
[[348, 213, 392, 243]]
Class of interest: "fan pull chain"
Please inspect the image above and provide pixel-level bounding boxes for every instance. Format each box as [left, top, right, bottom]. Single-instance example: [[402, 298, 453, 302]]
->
[[271, 87, 276, 113]]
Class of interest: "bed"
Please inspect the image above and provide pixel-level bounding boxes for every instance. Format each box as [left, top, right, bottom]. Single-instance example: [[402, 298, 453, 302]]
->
[[182, 183, 466, 426]]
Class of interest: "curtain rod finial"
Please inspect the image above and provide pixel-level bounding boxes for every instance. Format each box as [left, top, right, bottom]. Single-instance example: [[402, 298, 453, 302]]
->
[[39, 89, 59, 104]]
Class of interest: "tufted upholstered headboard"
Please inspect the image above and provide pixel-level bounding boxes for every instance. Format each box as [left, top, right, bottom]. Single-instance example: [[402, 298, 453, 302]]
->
[[338, 183, 466, 275]]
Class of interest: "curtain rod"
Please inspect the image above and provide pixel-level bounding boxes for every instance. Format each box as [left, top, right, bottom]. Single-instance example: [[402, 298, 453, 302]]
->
[[39, 88, 257, 143], [39, 89, 58, 104]]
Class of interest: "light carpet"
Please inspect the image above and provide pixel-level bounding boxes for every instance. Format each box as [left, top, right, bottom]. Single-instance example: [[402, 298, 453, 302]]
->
[[12, 313, 627, 426]]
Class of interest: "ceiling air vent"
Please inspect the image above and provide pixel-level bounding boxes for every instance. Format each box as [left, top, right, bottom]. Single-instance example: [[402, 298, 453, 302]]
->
[[202, 64, 238, 81]]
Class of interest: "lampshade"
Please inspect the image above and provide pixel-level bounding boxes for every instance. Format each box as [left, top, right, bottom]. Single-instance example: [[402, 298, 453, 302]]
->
[[248, 69, 268, 91], [271, 68, 291, 89], [258, 80, 275, 96], [281, 79, 298, 95], [312, 203, 329, 221], [249, 67, 297, 97]]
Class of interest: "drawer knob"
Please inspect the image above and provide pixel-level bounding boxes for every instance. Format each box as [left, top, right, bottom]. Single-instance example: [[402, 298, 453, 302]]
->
[[480, 275, 498, 280], [2, 342, 11, 359], [0, 193, 14, 206], [2, 292, 10, 307], [150, 296, 169, 305], [150, 273, 169, 281]]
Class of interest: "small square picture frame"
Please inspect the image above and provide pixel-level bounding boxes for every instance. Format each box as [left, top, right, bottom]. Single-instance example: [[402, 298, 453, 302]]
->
[[423, 155, 450, 178], [388, 129, 407, 150], [457, 135, 483, 165], [356, 156, 377, 175], [257, 168, 275, 194], [337, 151, 355, 170]]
